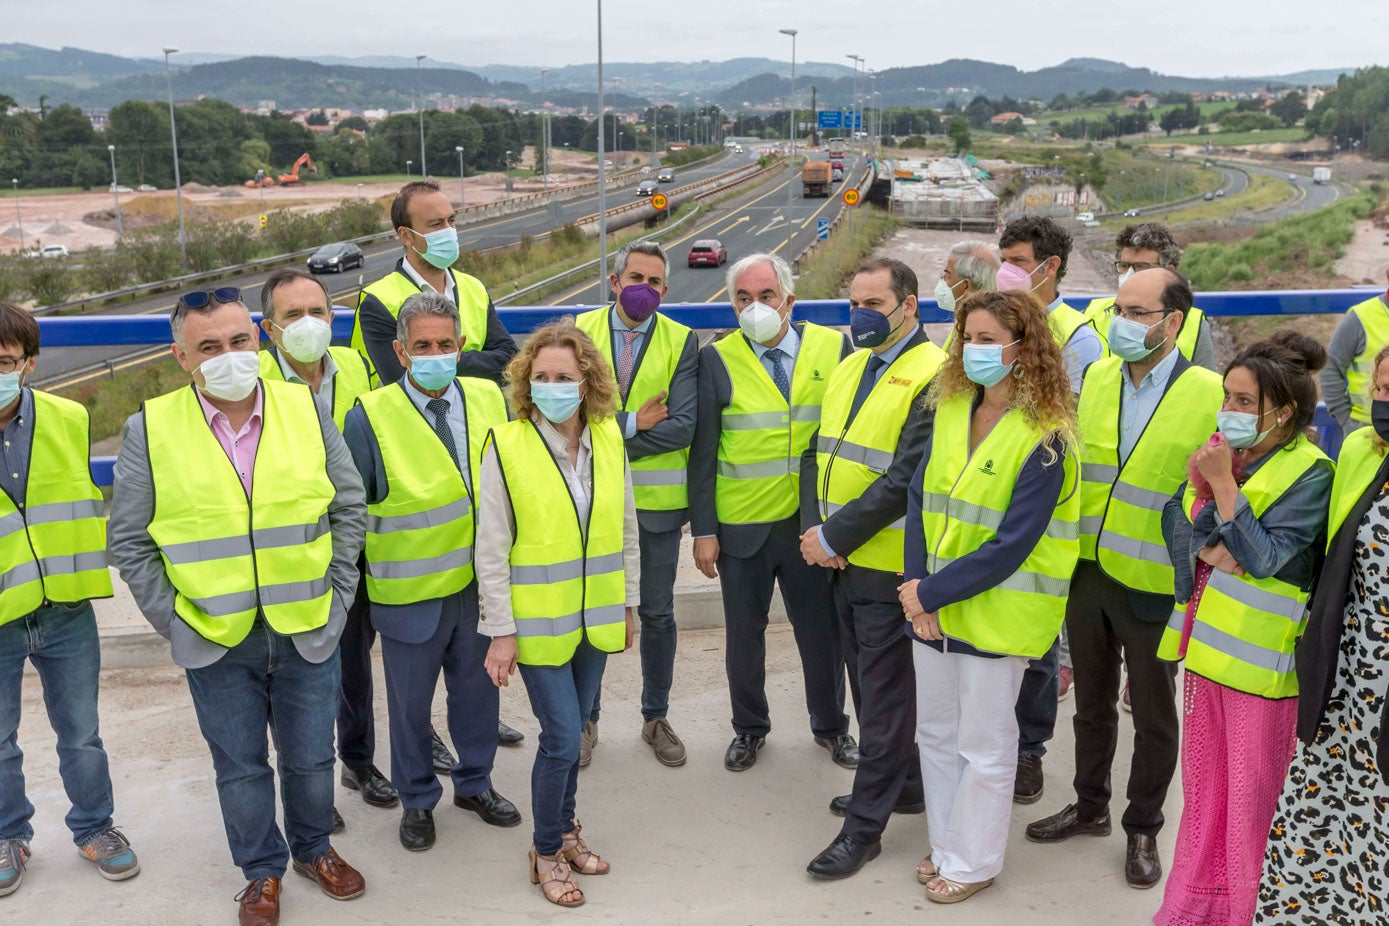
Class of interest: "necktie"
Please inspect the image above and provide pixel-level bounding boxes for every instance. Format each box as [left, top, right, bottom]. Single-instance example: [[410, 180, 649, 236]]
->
[[765, 348, 791, 402], [425, 398, 461, 471], [617, 330, 640, 401], [848, 355, 887, 422]]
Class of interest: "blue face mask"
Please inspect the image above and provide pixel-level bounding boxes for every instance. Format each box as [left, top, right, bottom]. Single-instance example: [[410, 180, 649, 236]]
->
[[1108, 314, 1165, 362], [531, 381, 583, 424], [409, 353, 458, 391], [0, 370, 22, 408], [410, 227, 460, 270], [850, 301, 906, 349], [1217, 409, 1278, 449], [962, 340, 1020, 387]]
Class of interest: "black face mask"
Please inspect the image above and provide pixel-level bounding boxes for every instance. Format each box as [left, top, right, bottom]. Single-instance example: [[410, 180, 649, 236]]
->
[[1373, 399, 1389, 442]]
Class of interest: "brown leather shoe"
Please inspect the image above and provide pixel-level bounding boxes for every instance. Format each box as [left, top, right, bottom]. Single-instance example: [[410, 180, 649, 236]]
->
[[236, 877, 280, 926], [291, 847, 365, 901]]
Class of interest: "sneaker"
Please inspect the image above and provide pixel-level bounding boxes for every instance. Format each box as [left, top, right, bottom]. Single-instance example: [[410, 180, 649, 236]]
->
[[642, 718, 688, 767], [579, 722, 598, 768], [1058, 665, 1075, 701], [1121, 682, 1132, 713], [77, 827, 140, 881], [0, 839, 30, 897]]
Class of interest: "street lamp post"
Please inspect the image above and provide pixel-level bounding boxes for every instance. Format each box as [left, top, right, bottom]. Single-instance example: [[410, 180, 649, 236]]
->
[[9, 179, 22, 254], [596, 0, 608, 302], [780, 28, 798, 256], [455, 146, 466, 208], [406, 160, 413, 178], [107, 144, 123, 236], [415, 54, 428, 177], [162, 47, 188, 271], [847, 54, 862, 147], [539, 67, 550, 191]]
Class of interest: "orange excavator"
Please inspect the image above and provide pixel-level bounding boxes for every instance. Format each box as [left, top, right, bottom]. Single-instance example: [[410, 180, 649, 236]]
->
[[243, 153, 316, 188]]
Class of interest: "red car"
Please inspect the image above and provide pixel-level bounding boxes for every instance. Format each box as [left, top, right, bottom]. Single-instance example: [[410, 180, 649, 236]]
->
[[688, 239, 728, 268]]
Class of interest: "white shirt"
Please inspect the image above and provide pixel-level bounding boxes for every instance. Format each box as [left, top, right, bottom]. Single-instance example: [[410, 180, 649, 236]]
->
[[275, 347, 339, 421], [400, 255, 457, 305]]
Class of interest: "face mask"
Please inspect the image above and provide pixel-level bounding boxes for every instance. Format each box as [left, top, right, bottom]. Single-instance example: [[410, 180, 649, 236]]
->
[[850, 302, 906, 349], [409, 353, 458, 391], [1108, 314, 1166, 362], [738, 301, 784, 344], [410, 227, 460, 270], [617, 282, 662, 322], [0, 370, 22, 408], [531, 381, 583, 424], [1372, 399, 1389, 442], [962, 340, 1020, 388], [1217, 409, 1278, 450], [197, 350, 261, 402], [1117, 267, 1135, 288], [995, 261, 1033, 293], [934, 278, 964, 314], [274, 316, 332, 364]]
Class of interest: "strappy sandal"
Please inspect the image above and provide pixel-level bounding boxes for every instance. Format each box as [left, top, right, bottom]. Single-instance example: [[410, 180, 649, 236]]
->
[[560, 821, 610, 875], [925, 875, 994, 904], [528, 847, 584, 908], [916, 857, 938, 885]]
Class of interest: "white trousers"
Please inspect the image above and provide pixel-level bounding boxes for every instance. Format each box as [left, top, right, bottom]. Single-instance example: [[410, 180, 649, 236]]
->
[[913, 642, 1029, 883]]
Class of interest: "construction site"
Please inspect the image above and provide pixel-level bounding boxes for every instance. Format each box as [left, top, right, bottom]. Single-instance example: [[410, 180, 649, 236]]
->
[[883, 157, 1001, 230]]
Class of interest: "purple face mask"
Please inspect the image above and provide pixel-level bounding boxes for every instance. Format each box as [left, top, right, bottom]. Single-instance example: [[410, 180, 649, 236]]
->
[[996, 261, 1035, 293], [618, 282, 662, 322]]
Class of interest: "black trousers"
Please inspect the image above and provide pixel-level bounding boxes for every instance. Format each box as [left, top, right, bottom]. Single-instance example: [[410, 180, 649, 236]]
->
[[834, 564, 924, 844], [1066, 560, 1179, 838], [718, 516, 849, 740], [335, 565, 376, 771]]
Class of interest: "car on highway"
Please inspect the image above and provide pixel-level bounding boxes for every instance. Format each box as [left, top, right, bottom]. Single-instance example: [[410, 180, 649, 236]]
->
[[35, 244, 69, 259], [1123, 208, 1141, 217], [1215, 189, 1226, 198], [636, 179, 659, 196], [688, 239, 728, 268], [306, 241, 365, 273], [657, 168, 675, 183], [1288, 173, 1298, 181], [1203, 192, 1215, 201], [136, 184, 157, 192], [832, 167, 844, 182]]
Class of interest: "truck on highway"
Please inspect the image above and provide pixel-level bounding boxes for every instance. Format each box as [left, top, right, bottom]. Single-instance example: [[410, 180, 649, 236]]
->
[[1313, 166, 1332, 185], [826, 138, 847, 158], [802, 161, 833, 197]]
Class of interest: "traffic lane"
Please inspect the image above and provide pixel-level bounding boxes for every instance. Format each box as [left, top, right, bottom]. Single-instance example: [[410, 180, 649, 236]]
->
[[1241, 162, 1344, 219]]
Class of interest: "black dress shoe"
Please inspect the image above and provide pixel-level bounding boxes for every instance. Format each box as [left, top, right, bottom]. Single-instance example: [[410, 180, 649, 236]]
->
[[399, 809, 435, 851], [497, 721, 525, 746], [341, 764, 400, 808], [1024, 803, 1112, 843], [806, 834, 882, 880], [331, 807, 345, 834], [1126, 834, 1162, 889], [430, 727, 456, 776], [828, 793, 925, 817], [453, 788, 522, 828], [1014, 754, 1044, 804], [724, 733, 766, 772], [814, 733, 860, 769]]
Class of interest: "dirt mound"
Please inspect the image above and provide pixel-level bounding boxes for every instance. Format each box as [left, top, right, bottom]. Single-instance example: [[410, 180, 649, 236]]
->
[[1370, 203, 1389, 230]]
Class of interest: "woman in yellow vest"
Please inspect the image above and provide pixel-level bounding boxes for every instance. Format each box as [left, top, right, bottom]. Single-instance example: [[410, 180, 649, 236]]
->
[[1257, 344, 1389, 925], [1155, 331, 1333, 926], [898, 289, 1080, 905], [476, 320, 639, 909]]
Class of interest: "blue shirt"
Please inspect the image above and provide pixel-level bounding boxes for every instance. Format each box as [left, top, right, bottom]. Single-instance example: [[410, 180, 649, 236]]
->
[[610, 305, 654, 439], [1053, 296, 1105, 394], [403, 375, 470, 491], [0, 388, 35, 506], [1118, 347, 1181, 462], [748, 323, 801, 381]]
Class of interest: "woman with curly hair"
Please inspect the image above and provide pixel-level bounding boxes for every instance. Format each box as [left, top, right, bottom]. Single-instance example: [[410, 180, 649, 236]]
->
[[476, 319, 640, 908], [897, 288, 1081, 904]]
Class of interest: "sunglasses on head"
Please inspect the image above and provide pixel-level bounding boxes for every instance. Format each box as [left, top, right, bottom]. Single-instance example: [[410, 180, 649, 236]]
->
[[177, 287, 242, 310]]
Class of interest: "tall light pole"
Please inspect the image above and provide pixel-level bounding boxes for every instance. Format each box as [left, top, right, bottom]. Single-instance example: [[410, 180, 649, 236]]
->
[[107, 144, 123, 235], [9, 180, 22, 254], [847, 54, 862, 145], [406, 159, 413, 178], [539, 67, 550, 191], [415, 54, 428, 177], [780, 28, 798, 256], [162, 48, 188, 271], [595, 0, 608, 302], [455, 145, 466, 208]]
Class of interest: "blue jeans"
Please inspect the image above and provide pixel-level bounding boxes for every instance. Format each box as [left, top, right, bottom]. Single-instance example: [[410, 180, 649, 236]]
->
[[1015, 636, 1060, 758], [519, 640, 608, 856], [185, 619, 339, 880], [0, 602, 114, 844]]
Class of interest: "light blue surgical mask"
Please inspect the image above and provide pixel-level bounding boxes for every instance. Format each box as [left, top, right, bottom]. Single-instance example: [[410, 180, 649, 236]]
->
[[1217, 409, 1279, 449], [531, 381, 583, 424], [962, 340, 1020, 387], [1108, 313, 1166, 362], [0, 370, 22, 408], [410, 226, 460, 270], [409, 353, 458, 391]]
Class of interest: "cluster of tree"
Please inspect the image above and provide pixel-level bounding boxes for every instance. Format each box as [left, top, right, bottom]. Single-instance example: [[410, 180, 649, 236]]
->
[[1305, 67, 1389, 158]]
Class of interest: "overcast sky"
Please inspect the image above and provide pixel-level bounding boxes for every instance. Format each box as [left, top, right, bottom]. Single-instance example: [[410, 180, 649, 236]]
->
[[11, 0, 1378, 79]]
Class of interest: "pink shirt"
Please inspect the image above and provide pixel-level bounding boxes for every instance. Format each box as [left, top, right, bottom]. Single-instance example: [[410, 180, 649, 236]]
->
[[195, 385, 264, 496]]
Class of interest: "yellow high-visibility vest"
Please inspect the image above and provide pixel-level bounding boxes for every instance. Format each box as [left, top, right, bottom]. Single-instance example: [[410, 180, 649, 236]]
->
[[1343, 296, 1389, 425], [352, 266, 491, 379], [1326, 426, 1388, 545], [1084, 298, 1207, 363], [258, 345, 372, 432]]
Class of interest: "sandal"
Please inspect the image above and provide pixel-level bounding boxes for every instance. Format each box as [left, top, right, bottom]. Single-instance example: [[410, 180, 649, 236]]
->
[[528, 847, 584, 908], [925, 876, 994, 905], [916, 857, 938, 885], [560, 821, 610, 875]]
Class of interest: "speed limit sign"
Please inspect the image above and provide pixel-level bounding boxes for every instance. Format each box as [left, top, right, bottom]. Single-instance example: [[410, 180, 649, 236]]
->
[[651, 193, 669, 211], [842, 188, 861, 206]]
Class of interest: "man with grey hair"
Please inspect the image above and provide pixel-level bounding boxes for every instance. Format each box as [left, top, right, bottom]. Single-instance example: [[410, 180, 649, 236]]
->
[[574, 240, 698, 769], [343, 291, 519, 852], [936, 239, 999, 314], [109, 287, 369, 922], [688, 253, 858, 773]]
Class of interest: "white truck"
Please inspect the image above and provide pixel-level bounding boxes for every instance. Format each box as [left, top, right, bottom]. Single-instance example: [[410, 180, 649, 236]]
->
[[1312, 166, 1332, 185]]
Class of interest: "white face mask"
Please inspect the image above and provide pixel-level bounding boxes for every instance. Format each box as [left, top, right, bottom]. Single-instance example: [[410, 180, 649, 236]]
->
[[737, 301, 785, 344], [934, 277, 964, 314], [197, 350, 261, 401], [274, 315, 333, 364], [1117, 267, 1135, 288]]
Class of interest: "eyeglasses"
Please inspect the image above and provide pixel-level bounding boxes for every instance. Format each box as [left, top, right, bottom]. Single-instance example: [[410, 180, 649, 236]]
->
[[1106, 305, 1169, 321], [0, 355, 28, 375], [176, 287, 242, 311], [1114, 260, 1160, 274]]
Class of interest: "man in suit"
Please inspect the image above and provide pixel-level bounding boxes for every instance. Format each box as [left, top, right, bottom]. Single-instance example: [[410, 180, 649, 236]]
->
[[800, 258, 944, 880], [689, 253, 858, 773], [343, 292, 519, 852], [574, 240, 698, 768]]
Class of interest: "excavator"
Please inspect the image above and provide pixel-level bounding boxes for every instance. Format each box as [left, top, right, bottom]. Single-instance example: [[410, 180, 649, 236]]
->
[[243, 153, 316, 188]]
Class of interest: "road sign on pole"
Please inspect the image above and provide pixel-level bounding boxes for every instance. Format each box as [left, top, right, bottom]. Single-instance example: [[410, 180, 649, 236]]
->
[[651, 193, 668, 211], [842, 188, 860, 206], [817, 217, 830, 240], [258, 214, 267, 228]]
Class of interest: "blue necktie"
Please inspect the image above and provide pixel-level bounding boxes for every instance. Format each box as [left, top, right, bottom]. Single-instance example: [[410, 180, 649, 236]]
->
[[766, 348, 791, 402], [425, 398, 461, 471], [848, 355, 887, 422]]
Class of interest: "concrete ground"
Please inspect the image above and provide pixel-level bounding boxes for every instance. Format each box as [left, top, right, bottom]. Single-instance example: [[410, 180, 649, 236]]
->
[[7, 618, 1175, 925]]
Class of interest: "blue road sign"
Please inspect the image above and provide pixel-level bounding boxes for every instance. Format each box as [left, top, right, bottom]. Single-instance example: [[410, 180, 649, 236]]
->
[[817, 110, 842, 130], [817, 218, 830, 240]]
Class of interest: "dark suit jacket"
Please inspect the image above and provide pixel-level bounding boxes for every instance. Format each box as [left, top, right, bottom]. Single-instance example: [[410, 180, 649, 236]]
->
[[689, 322, 852, 559]]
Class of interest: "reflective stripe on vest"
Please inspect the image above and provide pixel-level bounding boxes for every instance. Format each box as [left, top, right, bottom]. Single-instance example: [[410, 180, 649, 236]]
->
[[144, 381, 336, 646], [1326, 427, 1388, 546], [575, 308, 691, 511], [359, 377, 507, 605], [1077, 356, 1223, 593], [258, 346, 373, 432], [921, 393, 1081, 659], [1085, 298, 1206, 364], [816, 336, 946, 573], [0, 391, 112, 626], [710, 324, 844, 525], [1345, 296, 1389, 425], [1157, 437, 1329, 697], [352, 267, 491, 381], [489, 416, 628, 666]]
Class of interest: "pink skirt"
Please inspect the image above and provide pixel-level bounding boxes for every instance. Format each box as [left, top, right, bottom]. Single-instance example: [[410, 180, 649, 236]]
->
[[1153, 673, 1297, 926]]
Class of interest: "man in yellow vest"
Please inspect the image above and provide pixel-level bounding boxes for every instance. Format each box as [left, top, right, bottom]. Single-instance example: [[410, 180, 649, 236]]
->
[[689, 253, 857, 773], [1321, 269, 1389, 432], [342, 292, 519, 853], [353, 180, 517, 385], [109, 288, 368, 925], [0, 303, 138, 898], [800, 257, 944, 880], [573, 241, 698, 768], [1025, 268, 1222, 890], [1081, 223, 1218, 370]]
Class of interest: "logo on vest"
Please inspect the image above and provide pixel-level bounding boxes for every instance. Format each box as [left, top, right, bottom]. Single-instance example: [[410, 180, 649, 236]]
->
[[811, 369, 824, 382], [887, 376, 913, 387], [979, 459, 997, 476]]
